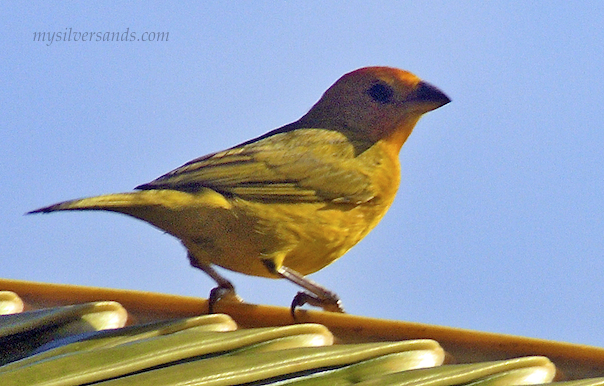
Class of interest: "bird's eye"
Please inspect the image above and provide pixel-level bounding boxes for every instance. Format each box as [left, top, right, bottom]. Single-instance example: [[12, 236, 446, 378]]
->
[[367, 83, 394, 104]]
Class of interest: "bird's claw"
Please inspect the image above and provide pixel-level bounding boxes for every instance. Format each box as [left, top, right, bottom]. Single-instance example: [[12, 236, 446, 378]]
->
[[208, 284, 243, 313], [290, 291, 345, 318]]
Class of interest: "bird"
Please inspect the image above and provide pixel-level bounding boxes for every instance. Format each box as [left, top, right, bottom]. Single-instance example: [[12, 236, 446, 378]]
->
[[29, 66, 450, 316]]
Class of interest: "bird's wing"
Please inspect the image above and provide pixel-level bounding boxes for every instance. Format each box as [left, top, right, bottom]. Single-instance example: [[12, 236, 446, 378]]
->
[[136, 128, 378, 204]]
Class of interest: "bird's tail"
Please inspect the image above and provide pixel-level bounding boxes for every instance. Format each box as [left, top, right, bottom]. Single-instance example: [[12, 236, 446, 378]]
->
[[28, 192, 160, 215], [28, 189, 232, 239], [28, 189, 230, 216]]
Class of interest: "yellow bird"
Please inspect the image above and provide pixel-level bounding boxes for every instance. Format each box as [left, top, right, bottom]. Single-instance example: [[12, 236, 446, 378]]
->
[[30, 67, 450, 315]]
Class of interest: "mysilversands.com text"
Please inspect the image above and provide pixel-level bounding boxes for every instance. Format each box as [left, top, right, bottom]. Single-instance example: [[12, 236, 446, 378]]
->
[[33, 28, 169, 46]]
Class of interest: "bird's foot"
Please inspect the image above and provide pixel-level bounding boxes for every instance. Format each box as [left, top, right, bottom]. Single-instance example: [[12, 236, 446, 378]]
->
[[208, 284, 243, 313], [290, 291, 345, 318], [265, 263, 345, 318]]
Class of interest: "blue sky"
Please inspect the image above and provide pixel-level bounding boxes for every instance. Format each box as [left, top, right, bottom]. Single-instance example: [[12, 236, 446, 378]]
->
[[2, 2, 603, 346]]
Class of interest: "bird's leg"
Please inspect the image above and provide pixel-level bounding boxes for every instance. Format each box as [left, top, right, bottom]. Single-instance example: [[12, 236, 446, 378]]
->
[[188, 253, 243, 313], [262, 261, 345, 317]]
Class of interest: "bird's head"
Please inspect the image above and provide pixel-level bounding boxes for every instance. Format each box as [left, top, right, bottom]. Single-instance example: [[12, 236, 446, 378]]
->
[[299, 66, 450, 153]]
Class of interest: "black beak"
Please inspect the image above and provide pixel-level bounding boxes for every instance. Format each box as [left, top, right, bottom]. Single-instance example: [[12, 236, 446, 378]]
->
[[409, 81, 451, 109]]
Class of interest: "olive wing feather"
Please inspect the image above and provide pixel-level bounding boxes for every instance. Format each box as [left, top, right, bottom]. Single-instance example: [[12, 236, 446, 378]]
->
[[136, 129, 377, 204]]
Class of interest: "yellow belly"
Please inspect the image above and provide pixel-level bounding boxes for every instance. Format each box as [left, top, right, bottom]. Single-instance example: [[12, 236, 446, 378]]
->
[[182, 196, 392, 278]]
